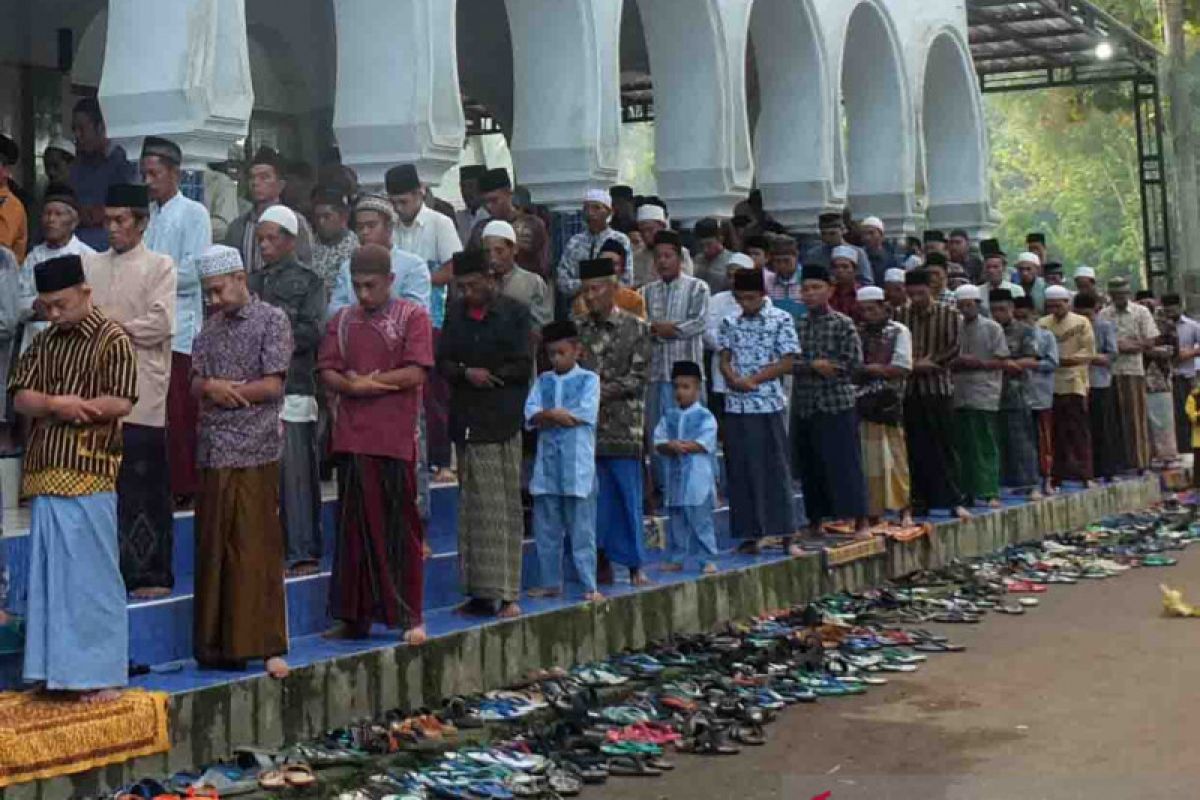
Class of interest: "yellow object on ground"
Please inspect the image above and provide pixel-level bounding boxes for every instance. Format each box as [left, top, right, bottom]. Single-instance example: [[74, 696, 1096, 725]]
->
[[0, 689, 169, 787], [1160, 584, 1200, 617]]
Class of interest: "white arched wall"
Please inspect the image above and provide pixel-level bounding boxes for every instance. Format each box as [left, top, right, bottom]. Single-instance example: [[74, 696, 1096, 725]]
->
[[921, 29, 991, 233], [749, 0, 833, 230], [635, 0, 754, 221], [839, 0, 915, 231]]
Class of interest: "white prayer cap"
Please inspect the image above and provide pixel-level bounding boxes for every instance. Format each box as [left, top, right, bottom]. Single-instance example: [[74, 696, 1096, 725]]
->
[[884, 268, 906, 284], [482, 219, 517, 243], [636, 204, 667, 224], [1045, 285, 1072, 301], [1016, 251, 1041, 267], [197, 244, 245, 279], [584, 189, 611, 208], [257, 204, 298, 236], [861, 216, 884, 233], [903, 255, 923, 271], [1009, 284, 1026, 298], [728, 252, 754, 270], [831, 245, 858, 264], [1074, 266, 1096, 280], [46, 135, 74, 157], [954, 284, 982, 302], [857, 286, 885, 303]]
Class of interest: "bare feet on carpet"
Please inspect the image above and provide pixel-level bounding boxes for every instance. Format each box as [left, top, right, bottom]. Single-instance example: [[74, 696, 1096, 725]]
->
[[900, 511, 915, 526], [80, 688, 123, 704], [630, 570, 653, 587], [403, 625, 427, 646], [954, 505, 972, 521], [702, 562, 718, 574], [432, 468, 457, 484], [130, 587, 172, 600], [497, 602, 521, 619], [286, 561, 321, 578], [265, 657, 289, 680], [987, 498, 1003, 509], [422, 541, 433, 559], [583, 591, 605, 602]]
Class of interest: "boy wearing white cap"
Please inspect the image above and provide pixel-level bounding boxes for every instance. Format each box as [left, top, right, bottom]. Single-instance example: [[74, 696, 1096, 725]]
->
[[557, 189, 633, 301]]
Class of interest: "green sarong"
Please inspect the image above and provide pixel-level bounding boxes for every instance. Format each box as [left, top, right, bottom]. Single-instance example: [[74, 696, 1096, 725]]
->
[[953, 409, 1000, 502]]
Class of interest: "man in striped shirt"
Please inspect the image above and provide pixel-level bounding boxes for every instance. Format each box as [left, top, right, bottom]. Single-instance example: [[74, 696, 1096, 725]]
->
[[10, 253, 138, 702]]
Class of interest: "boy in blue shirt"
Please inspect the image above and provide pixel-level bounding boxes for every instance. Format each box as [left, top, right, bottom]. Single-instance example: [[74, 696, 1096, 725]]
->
[[654, 361, 719, 574], [524, 320, 603, 601]]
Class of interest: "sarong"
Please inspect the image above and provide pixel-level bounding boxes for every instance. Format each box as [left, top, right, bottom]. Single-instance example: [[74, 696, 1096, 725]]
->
[[1174, 375, 1194, 457], [1034, 409, 1054, 478], [194, 463, 288, 665], [953, 409, 1000, 501], [860, 420, 909, 516], [903, 393, 964, 511], [1090, 386, 1122, 479], [24, 492, 127, 690], [117, 424, 174, 590], [1147, 391, 1178, 461], [1051, 394, 1092, 482], [725, 411, 795, 538], [999, 407, 1039, 489], [281, 420, 322, 566], [425, 329, 453, 469], [332, 455, 424, 632], [166, 352, 199, 497], [595, 457, 645, 569], [1112, 375, 1150, 471], [792, 407, 867, 523], [457, 434, 524, 603]]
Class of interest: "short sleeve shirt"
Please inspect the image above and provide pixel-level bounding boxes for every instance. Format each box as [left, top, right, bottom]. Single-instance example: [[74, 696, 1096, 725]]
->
[[1039, 312, 1094, 396], [717, 305, 800, 414]]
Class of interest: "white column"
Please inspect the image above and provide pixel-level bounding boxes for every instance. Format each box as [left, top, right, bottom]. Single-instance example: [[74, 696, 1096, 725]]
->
[[99, 0, 253, 169], [505, 0, 622, 210], [332, 0, 465, 190], [637, 0, 754, 222]]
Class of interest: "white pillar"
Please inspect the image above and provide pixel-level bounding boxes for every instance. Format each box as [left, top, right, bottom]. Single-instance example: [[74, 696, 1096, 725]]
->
[[637, 0, 754, 222], [98, 0, 253, 169], [505, 0, 622, 210], [332, 0, 465, 190]]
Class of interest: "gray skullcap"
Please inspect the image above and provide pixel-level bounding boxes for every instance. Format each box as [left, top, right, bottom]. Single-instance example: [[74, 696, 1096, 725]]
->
[[197, 244, 245, 279], [353, 193, 397, 225]]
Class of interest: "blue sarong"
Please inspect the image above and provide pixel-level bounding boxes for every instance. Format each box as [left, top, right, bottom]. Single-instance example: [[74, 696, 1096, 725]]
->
[[23, 492, 128, 690], [595, 457, 645, 569]]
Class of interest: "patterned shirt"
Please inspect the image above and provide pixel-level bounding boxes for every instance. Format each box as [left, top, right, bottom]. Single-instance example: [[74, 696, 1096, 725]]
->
[[1028, 324, 1060, 410], [653, 402, 718, 507], [1099, 301, 1157, 376], [1039, 312, 1094, 396], [192, 296, 293, 469], [1146, 315, 1174, 394], [576, 308, 651, 458], [857, 320, 912, 400], [793, 305, 862, 417], [311, 230, 358, 299], [717, 305, 800, 414], [640, 273, 710, 383], [557, 227, 633, 295], [764, 270, 807, 322], [9, 308, 138, 497], [524, 364, 600, 498], [896, 301, 961, 398], [145, 191, 210, 354], [999, 319, 1038, 410]]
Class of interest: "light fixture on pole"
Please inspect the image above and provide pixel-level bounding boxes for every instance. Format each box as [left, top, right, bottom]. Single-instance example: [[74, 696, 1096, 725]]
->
[[1095, 40, 1115, 60]]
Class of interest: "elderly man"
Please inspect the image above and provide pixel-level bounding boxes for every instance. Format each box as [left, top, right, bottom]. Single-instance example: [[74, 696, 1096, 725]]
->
[[224, 146, 314, 273], [855, 286, 913, 525], [896, 270, 970, 520], [1040, 285, 1095, 486], [11, 254, 137, 701], [467, 168, 550, 279], [571, 239, 646, 319], [829, 245, 863, 322], [329, 194, 432, 317], [575, 257, 652, 587], [0, 133, 26, 261], [141, 136, 211, 505], [860, 216, 898, 287], [1013, 252, 1046, 314], [250, 205, 326, 576], [20, 184, 95, 354], [484, 219, 551, 328], [319, 244, 433, 645], [805, 212, 872, 284], [1098, 277, 1156, 473], [764, 234, 805, 321], [191, 245, 290, 679], [639, 229, 710, 502], [558, 189, 633, 300], [692, 218, 733, 295], [1073, 293, 1120, 481], [84, 183, 177, 598], [1074, 266, 1100, 303], [1162, 293, 1200, 455], [437, 250, 532, 619], [951, 285, 1010, 508], [948, 229, 983, 283], [883, 268, 908, 312], [68, 98, 137, 251], [310, 186, 358, 297], [993, 291, 1044, 497]]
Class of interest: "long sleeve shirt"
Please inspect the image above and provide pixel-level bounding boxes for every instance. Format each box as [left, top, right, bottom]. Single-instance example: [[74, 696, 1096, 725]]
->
[[1039, 312, 1094, 397], [250, 258, 326, 397], [639, 273, 710, 383], [653, 402, 718, 508], [0, 184, 27, 261], [524, 365, 600, 497], [575, 308, 651, 458], [396, 203, 462, 328], [1027, 323, 1060, 411], [793, 305, 863, 417], [557, 227, 633, 296], [1099, 302, 1157, 377], [145, 191, 211, 354], [1088, 317, 1117, 392], [327, 244, 432, 320]]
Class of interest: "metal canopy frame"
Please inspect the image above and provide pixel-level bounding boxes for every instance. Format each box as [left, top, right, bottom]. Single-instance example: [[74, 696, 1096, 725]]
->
[[968, 0, 1171, 287]]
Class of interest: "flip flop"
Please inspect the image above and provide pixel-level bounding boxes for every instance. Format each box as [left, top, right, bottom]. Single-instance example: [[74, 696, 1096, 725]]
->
[[283, 764, 317, 789], [605, 754, 661, 777]]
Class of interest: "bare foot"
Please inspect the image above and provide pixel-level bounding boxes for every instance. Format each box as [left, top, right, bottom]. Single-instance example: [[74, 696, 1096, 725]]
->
[[630, 570, 653, 587], [130, 587, 171, 600], [702, 563, 718, 574], [1029, 490, 1043, 500], [526, 587, 561, 598], [80, 688, 123, 704], [433, 468, 457, 484], [900, 511, 915, 526], [583, 591, 605, 602], [422, 541, 433, 559], [265, 657, 289, 680], [403, 625, 427, 646], [286, 562, 320, 578], [497, 602, 521, 619], [953, 506, 973, 521], [658, 563, 684, 573], [787, 544, 806, 557], [987, 498, 1002, 509]]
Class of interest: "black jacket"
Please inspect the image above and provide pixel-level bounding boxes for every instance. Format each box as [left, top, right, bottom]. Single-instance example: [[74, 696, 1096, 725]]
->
[[249, 257, 325, 397], [437, 295, 532, 444]]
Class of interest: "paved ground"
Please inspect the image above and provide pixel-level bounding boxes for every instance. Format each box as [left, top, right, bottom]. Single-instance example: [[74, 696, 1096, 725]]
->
[[591, 545, 1200, 800]]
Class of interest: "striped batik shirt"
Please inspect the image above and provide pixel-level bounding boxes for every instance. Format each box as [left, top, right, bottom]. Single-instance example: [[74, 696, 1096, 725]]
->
[[895, 300, 961, 398], [639, 273, 710, 383], [9, 307, 138, 497]]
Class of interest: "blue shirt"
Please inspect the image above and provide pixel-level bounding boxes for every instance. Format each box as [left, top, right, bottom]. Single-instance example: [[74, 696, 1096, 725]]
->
[[327, 244, 432, 319], [145, 191, 212, 354], [69, 145, 138, 251], [1028, 324, 1060, 410], [653, 402, 718, 507], [717, 304, 800, 414], [524, 365, 600, 497]]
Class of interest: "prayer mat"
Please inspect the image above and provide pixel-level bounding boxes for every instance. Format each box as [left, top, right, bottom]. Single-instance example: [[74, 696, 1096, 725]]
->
[[0, 690, 169, 787], [820, 520, 931, 543], [820, 536, 887, 568]]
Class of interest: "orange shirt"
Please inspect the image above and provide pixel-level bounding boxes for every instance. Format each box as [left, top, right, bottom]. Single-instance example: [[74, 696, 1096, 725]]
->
[[572, 287, 647, 320], [0, 185, 27, 261]]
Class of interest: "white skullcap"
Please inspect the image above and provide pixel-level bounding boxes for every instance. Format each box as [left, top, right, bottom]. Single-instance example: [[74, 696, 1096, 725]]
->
[[861, 216, 884, 233], [831, 245, 858, 263], [857, 286, 885, 303], [1016, 251, 1041, 267], [482, 219, 517, 243], [197, 244, 245, 279], [636, 204, 667, 224], [903, 255, 923, 271], [257, 204, 298, 236], [1045, 285, 1072, 301], [884, 268, 906, 284], [46, 135, 75, 157], [1074, 266, 1096, 280], [584, 189, 611, 207], [954, 284, 982, 302], [728, 252, 754, 270]]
